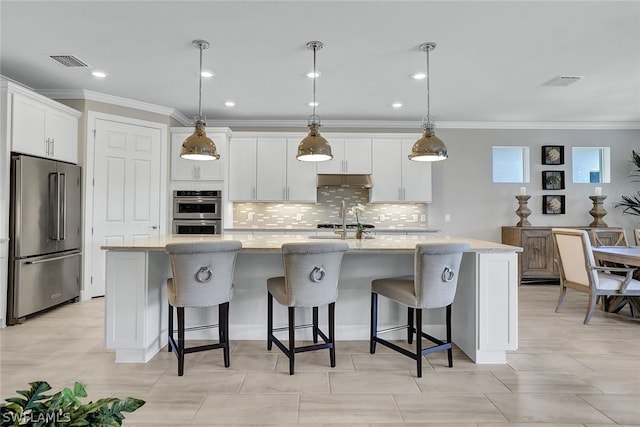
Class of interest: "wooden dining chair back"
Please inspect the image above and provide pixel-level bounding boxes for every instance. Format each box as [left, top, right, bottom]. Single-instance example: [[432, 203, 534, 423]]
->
[[635, 228, 640, 246], [589, 228, 628, 247], [552, 228, 640, 324]]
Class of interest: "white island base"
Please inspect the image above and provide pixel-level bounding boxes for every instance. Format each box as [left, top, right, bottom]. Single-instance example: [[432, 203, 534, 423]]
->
[[103, 234, 519, 364]]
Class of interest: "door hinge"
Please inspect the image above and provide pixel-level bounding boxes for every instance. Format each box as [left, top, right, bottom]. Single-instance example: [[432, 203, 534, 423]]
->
[[90, 276, 93, 284], [92, 129, 97, 138], [91, 227, 94, 235]]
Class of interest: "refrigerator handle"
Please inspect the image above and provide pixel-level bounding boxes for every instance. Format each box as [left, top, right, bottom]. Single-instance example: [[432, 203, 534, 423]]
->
[[48, 172, 60, 241], [59, 173, 66, 240]]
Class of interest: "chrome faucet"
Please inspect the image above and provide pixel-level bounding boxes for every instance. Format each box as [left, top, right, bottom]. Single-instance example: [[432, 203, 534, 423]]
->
[[336, 200, 347, 240]]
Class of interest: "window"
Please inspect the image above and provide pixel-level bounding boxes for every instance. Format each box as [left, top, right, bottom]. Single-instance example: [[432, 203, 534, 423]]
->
[[572, 147, 610, 183], [492, 146, 530, 183]]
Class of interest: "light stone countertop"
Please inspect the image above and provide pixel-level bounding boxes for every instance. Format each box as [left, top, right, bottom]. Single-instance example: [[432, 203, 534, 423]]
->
[[224, 227, 441, 233], [101, 233, 521, 254]]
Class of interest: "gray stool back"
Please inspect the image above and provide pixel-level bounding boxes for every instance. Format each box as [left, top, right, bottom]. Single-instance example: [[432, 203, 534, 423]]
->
[[165, 240, 242, 376], [267, 241, 348, 375], [370, 242, 469, 378]]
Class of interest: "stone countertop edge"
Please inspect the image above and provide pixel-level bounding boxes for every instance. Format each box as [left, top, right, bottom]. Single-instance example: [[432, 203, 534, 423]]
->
[[224, 227, 441, 233], [101, 233, 522, 254]]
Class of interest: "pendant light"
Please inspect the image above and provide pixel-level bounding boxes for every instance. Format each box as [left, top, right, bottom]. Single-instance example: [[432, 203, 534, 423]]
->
[[296, 41, 333, 162], [409, 42, 448, 162], [180, 39, 220, 161]]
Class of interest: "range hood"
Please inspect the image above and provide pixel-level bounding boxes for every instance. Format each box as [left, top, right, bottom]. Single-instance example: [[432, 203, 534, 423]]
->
[[316, 174, 373, 188]]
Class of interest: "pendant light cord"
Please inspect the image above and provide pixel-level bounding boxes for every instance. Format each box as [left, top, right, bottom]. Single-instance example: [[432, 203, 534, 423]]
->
[[312, 43, 318, 122], [425, 45, 431, 126], [197, 42, 204, 121]]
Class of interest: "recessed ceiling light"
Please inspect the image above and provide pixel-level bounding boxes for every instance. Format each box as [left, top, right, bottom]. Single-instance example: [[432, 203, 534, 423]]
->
[[224, 101, 236, 107], [306, 71, 321, 79], [411, 72, 426, 80], [308, 101, 319, 107], [392, 102, 403, 109], [92, 71, 107, 78], [201, 71, 214, 78]]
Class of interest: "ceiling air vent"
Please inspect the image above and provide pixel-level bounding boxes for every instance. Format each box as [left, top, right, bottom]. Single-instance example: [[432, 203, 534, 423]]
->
[[49, 54, 89, 68], [543, 75, 583, 87]]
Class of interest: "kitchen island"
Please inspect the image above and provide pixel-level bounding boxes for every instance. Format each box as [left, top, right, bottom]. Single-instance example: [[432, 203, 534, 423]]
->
[[101, 233, 520, 364]]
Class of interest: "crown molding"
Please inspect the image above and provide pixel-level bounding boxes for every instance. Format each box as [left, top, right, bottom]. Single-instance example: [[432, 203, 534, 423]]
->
[[36, 89, 191, 125], [208, 119, 640, 130]]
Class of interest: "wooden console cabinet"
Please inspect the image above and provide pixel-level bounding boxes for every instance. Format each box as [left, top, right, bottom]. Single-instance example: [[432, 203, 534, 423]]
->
[[502, 226, 625, 283]]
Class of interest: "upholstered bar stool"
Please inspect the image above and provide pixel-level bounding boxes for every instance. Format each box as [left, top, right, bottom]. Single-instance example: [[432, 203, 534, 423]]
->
[[267, 242, 348, 375], [165, 240, 242, 376], [370, 242, 469, 378]]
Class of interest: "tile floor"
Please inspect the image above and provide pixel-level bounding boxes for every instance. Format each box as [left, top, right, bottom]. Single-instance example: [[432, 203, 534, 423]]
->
[[1, 284, 639, 426]]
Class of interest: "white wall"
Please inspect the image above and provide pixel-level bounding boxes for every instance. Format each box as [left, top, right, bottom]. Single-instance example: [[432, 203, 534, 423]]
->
[[428, 128, 640, 242]]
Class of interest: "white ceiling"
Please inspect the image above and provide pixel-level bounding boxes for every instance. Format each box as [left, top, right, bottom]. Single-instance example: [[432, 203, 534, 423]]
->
[[1, 0, 639, 128]]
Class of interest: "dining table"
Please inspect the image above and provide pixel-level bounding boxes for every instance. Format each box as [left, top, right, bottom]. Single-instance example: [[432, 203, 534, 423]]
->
[[592, 245, 640, 315]]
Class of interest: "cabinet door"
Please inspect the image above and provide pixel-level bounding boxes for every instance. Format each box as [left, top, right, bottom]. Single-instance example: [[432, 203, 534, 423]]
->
[[520, 229, 556, 278], [343, 138, 371, 174], [316, 138, 344, 174], [46, 108, 78, 163], [256, 138, 287, 201], [286, 139, 317, 202], [229, 138, 257, 201], [401, 139, 432, 202], [171, 130, 225, 180], [11, 93, 47, 157], [170, 131, 197, 180], [370, 139, 402, 202]]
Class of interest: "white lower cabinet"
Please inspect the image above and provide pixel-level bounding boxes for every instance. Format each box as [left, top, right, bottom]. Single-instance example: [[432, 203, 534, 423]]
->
[[8, 85, 80, 164], [170, 127, 228, 181], [229, 136, 316, 202], [371, 138, 432, 203]]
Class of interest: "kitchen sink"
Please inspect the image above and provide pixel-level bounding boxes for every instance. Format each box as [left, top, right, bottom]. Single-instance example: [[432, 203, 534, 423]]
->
[[308, 235, 375, 240]]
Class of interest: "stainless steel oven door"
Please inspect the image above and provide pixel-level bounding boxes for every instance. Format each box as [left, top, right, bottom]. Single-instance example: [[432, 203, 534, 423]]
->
[[173, 197, 221, 219], [172, 220, 221, 235]]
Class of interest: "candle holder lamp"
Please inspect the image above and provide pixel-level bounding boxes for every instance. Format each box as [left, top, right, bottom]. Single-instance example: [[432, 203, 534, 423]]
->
[[515, 195, 532, 227], [589, 195, 608, 227]]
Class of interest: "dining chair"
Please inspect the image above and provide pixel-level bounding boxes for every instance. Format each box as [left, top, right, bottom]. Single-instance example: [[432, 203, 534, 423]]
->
[[635, 229, 640, 246], [370, 242, 469, 378], [589, 228, 628, 247], [165, 240, 242, 376], [267, 241, 348, 375], [552, 228, 640, 324]]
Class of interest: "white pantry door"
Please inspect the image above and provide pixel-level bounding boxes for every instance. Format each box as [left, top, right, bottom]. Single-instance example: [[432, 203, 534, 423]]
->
[[90, 118, 162, 297]]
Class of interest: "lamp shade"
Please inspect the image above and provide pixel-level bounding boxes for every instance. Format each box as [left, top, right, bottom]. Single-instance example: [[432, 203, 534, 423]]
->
[[296, 123, 333, 162], [180, 120, 220, 161], [408, 127, 448, 161]]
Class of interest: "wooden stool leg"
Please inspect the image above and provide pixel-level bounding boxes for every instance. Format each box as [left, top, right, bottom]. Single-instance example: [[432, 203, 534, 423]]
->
[[370, 292, 378, 354], [177, 307, 185, 376], [288, 307, 295, 375], [168, 303, 173, 352], [415, 308, 422, 378], [312, 306, 319, 344], [267, 292, 273, 351], [446, 304, 453, 368], [329, 302, 336, 368], [407, 307, 414, 344], [220, 302, 230, 368]]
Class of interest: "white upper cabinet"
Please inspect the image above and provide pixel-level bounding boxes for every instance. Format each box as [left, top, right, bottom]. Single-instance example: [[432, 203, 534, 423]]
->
[[10, 88, 80, 164], [229, 135, 317, 202], [316, 138, 372, 174], [170, 127, 227, 181], [370, 138, 432, 203], [229, 137, 257, 201]]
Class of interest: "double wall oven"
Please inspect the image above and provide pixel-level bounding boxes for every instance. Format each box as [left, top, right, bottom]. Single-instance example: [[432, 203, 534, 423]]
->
[[172, 190, 221, 234]]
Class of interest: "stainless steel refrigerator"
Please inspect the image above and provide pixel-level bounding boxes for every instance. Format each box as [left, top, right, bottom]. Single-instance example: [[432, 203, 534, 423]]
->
[[7, 154, 82, 325]]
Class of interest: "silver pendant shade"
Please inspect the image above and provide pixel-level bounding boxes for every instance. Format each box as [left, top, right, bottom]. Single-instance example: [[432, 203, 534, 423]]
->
[[180, 39, 220, 161], [409, 42, 448, 162], [296, 41, 333, 162]]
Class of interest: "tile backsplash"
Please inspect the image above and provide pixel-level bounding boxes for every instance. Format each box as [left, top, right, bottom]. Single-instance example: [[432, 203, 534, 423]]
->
[[233, 188, 428, 229]]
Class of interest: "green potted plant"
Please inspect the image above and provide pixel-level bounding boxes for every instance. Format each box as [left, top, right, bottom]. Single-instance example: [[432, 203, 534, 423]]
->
[[1, 381, 145, 426], [614, 150, 640, 217]]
